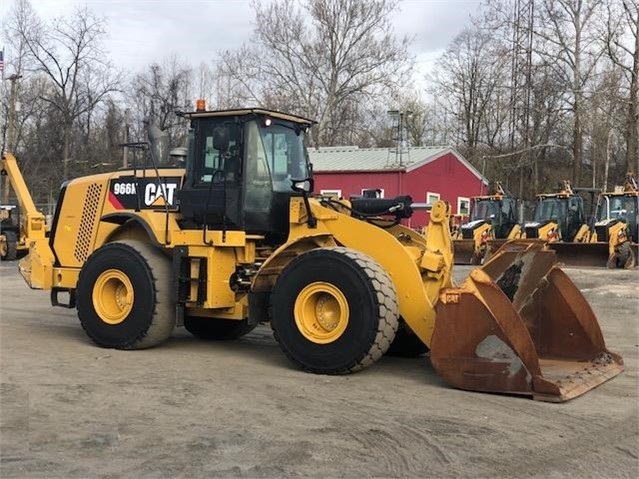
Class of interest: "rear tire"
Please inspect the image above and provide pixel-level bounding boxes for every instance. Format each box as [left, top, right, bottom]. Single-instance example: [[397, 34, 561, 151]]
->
[[76, 240, 175, 349], [184, 317, 256, 340], [270, 247, 399, 374]]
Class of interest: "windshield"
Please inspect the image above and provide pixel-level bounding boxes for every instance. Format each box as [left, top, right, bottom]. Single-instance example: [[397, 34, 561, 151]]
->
[[597, 195, 636, 222], [471, 200, 499, 221], [534, 198, 567, 222]]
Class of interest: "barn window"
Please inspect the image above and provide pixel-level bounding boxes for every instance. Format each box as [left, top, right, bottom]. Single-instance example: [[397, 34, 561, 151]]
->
[[426, 192, 440, 205], [361, 188, 384, 198], [458, 197, 470, 216], [320, 189, 342, 199]]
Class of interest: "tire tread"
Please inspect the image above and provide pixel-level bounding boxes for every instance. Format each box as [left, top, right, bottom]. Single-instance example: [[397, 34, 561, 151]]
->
[[271, 246, 399, 374], [77, 240, 174, 349]]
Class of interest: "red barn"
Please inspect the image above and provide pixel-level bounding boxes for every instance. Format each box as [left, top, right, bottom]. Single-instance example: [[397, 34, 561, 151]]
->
[[308, 146, 488, 229]]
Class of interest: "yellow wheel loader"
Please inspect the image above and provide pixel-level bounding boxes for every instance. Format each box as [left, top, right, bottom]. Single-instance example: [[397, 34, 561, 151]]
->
[[6, 105, 623, 402], [592, 173, 638, 269], [454, 183, 523, 265]]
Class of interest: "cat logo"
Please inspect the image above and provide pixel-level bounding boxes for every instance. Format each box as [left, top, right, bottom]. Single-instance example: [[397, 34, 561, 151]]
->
[[109, 177, 182, 210], [144, 182, 178, 207]]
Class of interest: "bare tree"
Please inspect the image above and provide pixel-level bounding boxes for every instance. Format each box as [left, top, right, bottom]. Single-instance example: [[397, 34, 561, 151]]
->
[[1, 0, 42, 153], [128, 56, 192, 147], [603, 0, 639, 176], [430, 24, 509, 162], [219, 0, 413, 147], [534, 0, 604, 185], [17, 4, 120, 179]]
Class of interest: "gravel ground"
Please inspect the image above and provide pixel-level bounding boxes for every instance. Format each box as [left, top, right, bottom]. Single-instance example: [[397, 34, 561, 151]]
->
[[1, 261, 638, 478]]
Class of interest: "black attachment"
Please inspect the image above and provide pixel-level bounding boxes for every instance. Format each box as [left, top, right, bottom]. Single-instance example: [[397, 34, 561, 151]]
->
[[349, 195, 414, 220], [51, 288, 76, 308]]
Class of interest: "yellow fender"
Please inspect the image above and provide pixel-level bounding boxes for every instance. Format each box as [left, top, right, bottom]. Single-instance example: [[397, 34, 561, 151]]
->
[[257, 198, 453, 347]]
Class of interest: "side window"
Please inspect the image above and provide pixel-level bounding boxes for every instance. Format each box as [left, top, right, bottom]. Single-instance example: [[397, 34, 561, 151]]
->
[[426, 192, 440, 205], [196, 121, 241, 185], [246, 121, 270, 181], [201, 135, 222, 183], [244, 121, 272, 212], [263, 133, 289, 177], [321, 189, 342, 199], [362, 188, 384, 198], [457, 197, 470, 216]]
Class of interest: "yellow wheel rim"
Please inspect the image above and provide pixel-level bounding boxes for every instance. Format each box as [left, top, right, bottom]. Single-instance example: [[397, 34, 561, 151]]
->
[[294, 282, 349, 344], [92, 269, 134, 325]]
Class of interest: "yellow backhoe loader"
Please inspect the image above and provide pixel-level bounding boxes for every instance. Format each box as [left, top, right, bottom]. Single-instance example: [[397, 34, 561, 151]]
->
[[454, 183, 523, 265], [592, 173, 638, 269], [0, 204, 20, 260], [524, 181, 592, 242], [0, 158, 47, 261], [524, 181, 608, 266], [6, 105, 623, 402]]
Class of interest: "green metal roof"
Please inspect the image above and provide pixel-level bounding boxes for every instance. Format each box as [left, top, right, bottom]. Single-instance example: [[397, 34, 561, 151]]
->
[[308, 145, 486, 182]]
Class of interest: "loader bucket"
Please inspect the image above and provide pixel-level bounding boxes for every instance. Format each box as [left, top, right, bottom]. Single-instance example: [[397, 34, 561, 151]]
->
[[547, 242, 613, 268], [432, 241, 624, 402], [485, 239, 512, 262], [453, 239, 481, 265]]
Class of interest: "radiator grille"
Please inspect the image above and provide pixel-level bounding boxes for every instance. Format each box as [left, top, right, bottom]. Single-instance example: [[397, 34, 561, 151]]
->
[[462, 228, 474, 239], [595, 225, 609, 243], [74, 184, 103, 263]]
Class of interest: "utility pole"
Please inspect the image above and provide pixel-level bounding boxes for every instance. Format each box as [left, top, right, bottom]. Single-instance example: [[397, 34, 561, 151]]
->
[[3, 73, 22, 204], [6, 73, 22, 152], [123, 109, 131, 169]]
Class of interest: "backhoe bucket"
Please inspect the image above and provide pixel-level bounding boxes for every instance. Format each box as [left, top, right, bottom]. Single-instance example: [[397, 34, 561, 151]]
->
[[453, 239, 481, 265], [432, 241, 623, 402]]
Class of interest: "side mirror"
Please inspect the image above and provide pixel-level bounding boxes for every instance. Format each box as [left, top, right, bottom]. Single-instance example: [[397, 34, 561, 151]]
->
[[291, 178, 314, 193]]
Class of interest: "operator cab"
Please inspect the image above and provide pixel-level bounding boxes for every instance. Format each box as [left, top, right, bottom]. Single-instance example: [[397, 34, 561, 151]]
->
[[462, 195, 518, 239], [178, 107, 315, 243], [533, 195, 584, 241], [597, 194, 638, 242]]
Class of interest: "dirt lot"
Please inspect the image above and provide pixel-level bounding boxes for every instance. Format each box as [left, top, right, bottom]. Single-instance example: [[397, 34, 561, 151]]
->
[[0, 261, 638, 478]]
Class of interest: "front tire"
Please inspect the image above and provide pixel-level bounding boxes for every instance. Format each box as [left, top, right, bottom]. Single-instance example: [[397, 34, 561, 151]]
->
[[270, 247, 399, 374], [76, 240, 175, 349], [619, 241, 636, 269], [608, 242, 637, 269], [1, 231, 18, 261]]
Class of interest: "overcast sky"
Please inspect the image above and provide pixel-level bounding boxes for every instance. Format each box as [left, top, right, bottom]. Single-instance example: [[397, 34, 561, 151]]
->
[[1, 0, 481, 86]]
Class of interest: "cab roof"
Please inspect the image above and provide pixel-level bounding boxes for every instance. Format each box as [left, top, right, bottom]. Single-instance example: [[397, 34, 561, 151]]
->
[[182, 107, 316, 126]]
